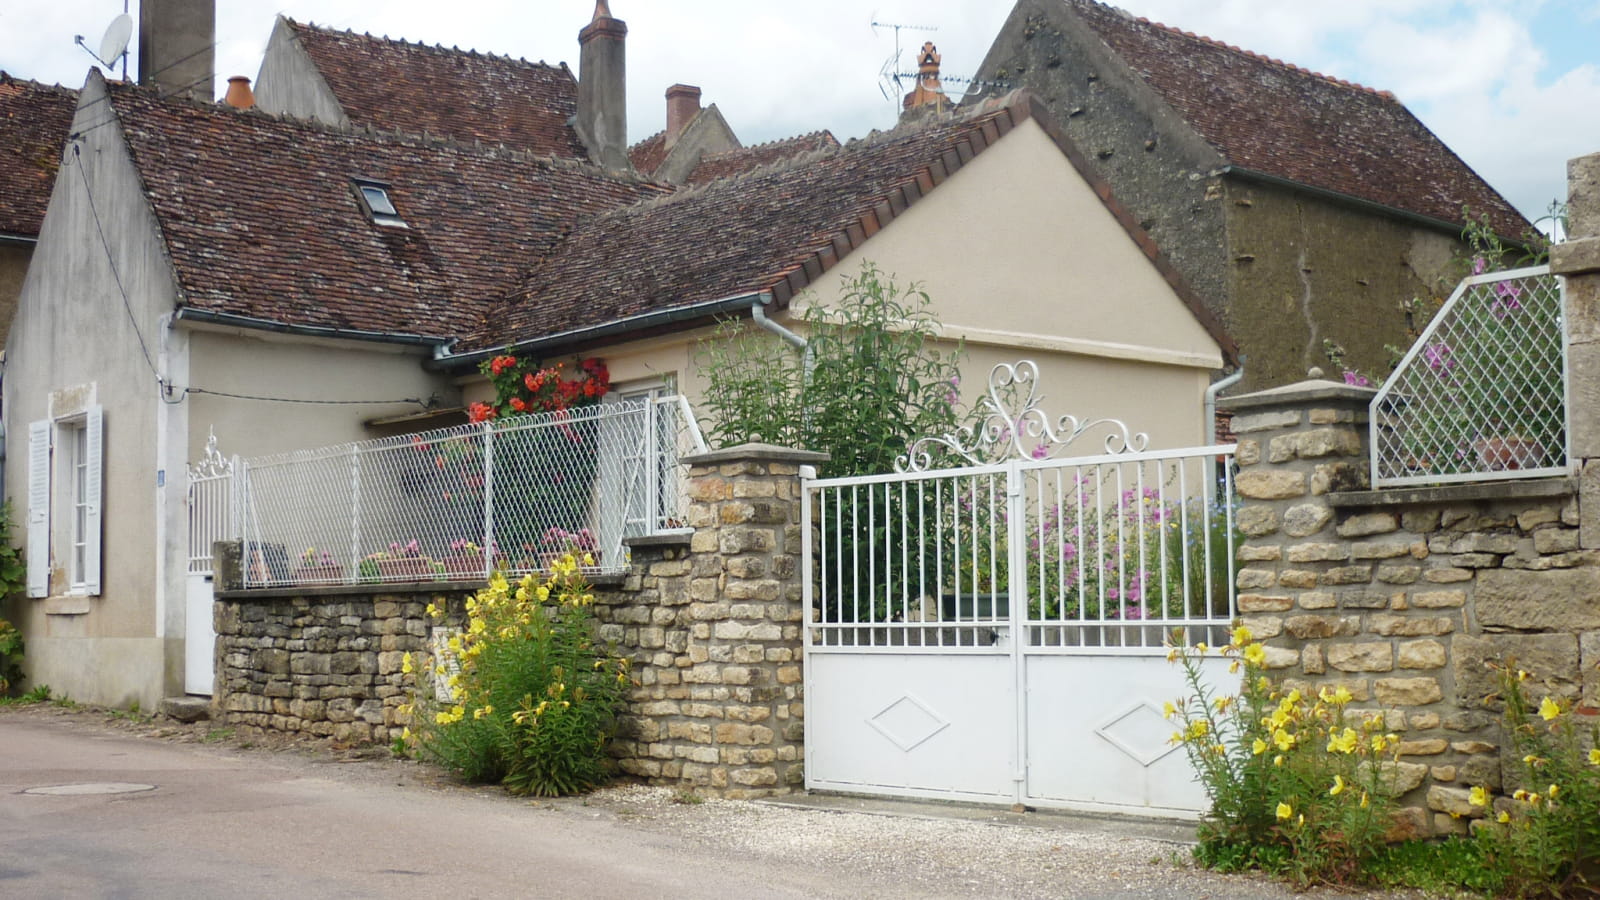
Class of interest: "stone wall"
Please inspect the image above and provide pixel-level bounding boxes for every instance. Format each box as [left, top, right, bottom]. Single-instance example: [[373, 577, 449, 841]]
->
[[1224, 382, 1599, 838], [212, 443, 821, 798]]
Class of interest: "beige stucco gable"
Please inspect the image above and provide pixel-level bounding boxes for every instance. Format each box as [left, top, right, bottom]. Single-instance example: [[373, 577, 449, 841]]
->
[[794, 117, 1224, 372]]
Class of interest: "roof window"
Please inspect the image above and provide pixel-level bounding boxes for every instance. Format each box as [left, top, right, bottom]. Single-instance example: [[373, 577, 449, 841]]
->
[[353, 179, 406, 228]]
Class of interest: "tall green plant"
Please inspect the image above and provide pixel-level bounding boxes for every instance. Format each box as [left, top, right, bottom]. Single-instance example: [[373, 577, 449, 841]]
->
[[696, 262, 964, 479], [0, 502, 27, 695]]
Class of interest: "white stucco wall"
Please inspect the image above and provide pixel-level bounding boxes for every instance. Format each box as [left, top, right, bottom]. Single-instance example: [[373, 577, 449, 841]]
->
[[185, 329, 455, 461], [3, 74, 186, 709]]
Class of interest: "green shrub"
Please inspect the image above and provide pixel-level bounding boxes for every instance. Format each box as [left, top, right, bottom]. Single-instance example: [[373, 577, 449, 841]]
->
[[404, 555, 631, 796], [696, 261, 964, 479], [1464, 666, 1600, 897], [1168, 627, 1402, 887]]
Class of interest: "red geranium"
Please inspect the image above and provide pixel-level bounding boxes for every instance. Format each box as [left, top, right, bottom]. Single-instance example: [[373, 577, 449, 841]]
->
[[472, 353, 610, 421]]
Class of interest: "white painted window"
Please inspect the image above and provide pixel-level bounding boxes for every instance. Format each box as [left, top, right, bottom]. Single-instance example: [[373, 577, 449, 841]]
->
[[26, 405, 103, 598]]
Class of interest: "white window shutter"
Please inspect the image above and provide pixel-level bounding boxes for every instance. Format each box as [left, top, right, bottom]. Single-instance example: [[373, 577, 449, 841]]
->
[[84, 405, 104, 595], [26, 419, 50, 598]]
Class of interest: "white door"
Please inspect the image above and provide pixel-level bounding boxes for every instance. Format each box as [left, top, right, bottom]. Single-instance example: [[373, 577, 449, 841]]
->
[[184, 573, 215, 696]]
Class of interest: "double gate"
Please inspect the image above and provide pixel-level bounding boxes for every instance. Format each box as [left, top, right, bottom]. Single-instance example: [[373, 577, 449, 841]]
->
[[801, 363, 1237, 816]]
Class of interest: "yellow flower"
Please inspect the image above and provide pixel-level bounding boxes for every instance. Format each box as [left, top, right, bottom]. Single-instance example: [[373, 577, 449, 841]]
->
[[1214, 696, 1233, 713], [1332, 686, 1353, 705], [401, 653, 414, 675], [1230, 625, 1253, 647], [1252, 738, 1268, 756], [1327, 728, 1360, 755], [1162, 701, 1176, 720], [1166, 647, 1180, 663], [1517, 669, 1530, 681], [1186, 720, 1210, 740], [1286, 689, 1302, 704], [1273, 729, 1296, 751], [1228, 660, 1241, 674], [1469, 786, 1489, 807], [1588, 749, 1600, 766], [1371, 734, 1389, 753], [1275, 802, 1292, 820], [1548, 783, 1560, 800], [425, 603, 440, 618], [1195, 643, 1209, 655], [400, 726, 411, 740], [582, 552, 595, 566], [1273, 754, 1285, 767], [1329, 775, 1346, 797], [1243, 644, 1267, 667], [1497, 811, 1510, 824], [1360, 791, 1370, 809], [1538, 697, 1561, 721], [473, 705, 494, 720], [1513, 789, 1529, 801]]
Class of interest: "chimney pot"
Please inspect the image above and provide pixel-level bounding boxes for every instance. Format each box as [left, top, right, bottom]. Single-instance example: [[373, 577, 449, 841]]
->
[[223, 75, 255, 109], [664, 84, 702, 150]]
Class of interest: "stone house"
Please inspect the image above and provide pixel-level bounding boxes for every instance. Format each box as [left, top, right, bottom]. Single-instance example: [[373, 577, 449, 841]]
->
[[975, 0, 1530, 390], [3, 3, 1233, 709], [0, 74, 77, 344]]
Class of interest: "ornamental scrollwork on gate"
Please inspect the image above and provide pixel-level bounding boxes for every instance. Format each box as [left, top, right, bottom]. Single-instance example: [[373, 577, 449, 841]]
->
[[187, 427, 234, 479], [895, 360, 1149, 472]]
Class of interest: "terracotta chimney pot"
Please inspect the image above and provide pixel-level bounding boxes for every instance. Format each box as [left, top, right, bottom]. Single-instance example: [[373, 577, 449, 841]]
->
[[664, 84, 702, 150], [223, 75, 255, 109]]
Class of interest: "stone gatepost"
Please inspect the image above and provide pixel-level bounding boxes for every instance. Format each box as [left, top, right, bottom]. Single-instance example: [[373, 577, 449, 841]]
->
[[1550, 150, 1600, 549], [596, 443, 826, 798]]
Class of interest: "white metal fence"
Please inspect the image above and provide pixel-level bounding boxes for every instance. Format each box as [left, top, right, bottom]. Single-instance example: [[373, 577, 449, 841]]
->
[[805, 446, 1237, 652], [187, 430, 240, 575], [236, 397, 703, 587], [1372, 265, 1568, 487]]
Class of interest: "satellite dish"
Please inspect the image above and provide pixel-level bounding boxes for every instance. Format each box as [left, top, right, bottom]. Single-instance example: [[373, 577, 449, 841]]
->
[[98, 14, 133, 68]]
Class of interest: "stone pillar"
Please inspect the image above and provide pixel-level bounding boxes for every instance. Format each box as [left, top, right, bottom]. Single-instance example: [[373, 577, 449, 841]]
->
[[598, 443, 826, 798], [1550, 151, 1600, 549]]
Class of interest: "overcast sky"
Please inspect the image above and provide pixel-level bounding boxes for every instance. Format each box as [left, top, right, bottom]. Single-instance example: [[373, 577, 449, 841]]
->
[[3, 0, 1598, 226]]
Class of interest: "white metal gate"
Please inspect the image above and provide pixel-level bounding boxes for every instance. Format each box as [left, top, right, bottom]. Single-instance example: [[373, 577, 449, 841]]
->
[[185, 430, 239, 696], [802, 362, 1237, 816]]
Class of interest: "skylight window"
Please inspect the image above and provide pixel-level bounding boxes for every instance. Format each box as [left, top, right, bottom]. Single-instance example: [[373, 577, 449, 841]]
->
[[353, 178, 406, 228]]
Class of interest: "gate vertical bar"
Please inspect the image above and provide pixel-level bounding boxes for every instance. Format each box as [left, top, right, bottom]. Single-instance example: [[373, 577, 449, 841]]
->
[[1006, 459, 1028, 805], [348, 447, 362, 575], [800, 465, 817, 786]]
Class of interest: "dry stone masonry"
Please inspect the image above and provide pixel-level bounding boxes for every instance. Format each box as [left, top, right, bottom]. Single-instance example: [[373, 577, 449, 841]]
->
[[1223, 381, 1600, 838], [211, 444, 821, 799]]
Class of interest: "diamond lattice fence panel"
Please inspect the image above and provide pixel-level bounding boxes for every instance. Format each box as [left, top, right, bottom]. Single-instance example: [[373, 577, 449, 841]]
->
[[1372, 267, 1566, 486]]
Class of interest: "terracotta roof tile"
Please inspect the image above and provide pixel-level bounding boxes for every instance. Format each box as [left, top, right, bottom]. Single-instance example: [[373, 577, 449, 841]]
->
[[685, 131, 840, 184], [287, 19, 588, 158], [466, 96, 1231, 360], [628, 129, 668, 175], [106, 79, 662, 339], [0, 74, 78, 238], [1066, 0, 1527, 235]]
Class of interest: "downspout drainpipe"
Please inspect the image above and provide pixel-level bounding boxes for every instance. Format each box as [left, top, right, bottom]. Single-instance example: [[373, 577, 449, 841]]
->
[[751, 295, 814, 427], [1205, 360, 1245, 495]]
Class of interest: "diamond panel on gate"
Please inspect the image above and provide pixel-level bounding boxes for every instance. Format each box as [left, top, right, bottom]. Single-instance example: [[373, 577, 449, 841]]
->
[[1095, 701, 1182, 767], [867, 694, 950, 752]]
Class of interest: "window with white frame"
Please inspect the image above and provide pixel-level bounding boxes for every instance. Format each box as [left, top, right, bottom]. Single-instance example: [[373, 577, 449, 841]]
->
[[27, 405, 103, 598]]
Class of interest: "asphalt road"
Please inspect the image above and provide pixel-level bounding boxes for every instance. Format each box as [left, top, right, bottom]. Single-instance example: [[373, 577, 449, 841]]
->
[[0, 707, 1422, 899]]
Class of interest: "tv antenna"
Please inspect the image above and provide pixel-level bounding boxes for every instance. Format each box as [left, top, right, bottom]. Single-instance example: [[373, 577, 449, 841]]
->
[[74, 7, 133, 80], [872, 19, 938, 102]]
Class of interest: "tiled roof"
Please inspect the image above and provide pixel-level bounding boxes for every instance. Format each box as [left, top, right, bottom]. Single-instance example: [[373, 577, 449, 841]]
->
[[105, 78, 662, 339], [628, 130, 668, 175], [285, 19, 588, 158], [685, 131, 840, 185], [469, 94, 1233, 359], [0, 74, 78, 238], [1065, 0, 1527, 236]]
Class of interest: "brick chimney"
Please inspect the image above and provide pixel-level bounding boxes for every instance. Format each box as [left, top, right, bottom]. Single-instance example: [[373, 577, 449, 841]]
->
[[576, 0, 630, 171], [138, 0, 215, 100], [664, 84, 702, 151], [902, 42, 948, 113]]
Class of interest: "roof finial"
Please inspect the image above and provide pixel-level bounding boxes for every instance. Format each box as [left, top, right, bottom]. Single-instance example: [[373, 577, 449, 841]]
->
[[593, 0, 614, 21]]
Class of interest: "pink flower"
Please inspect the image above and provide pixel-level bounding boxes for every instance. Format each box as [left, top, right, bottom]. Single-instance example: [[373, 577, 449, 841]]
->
[[1342, 369, 1371, 387], [1472, 256, 1488, 276]]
